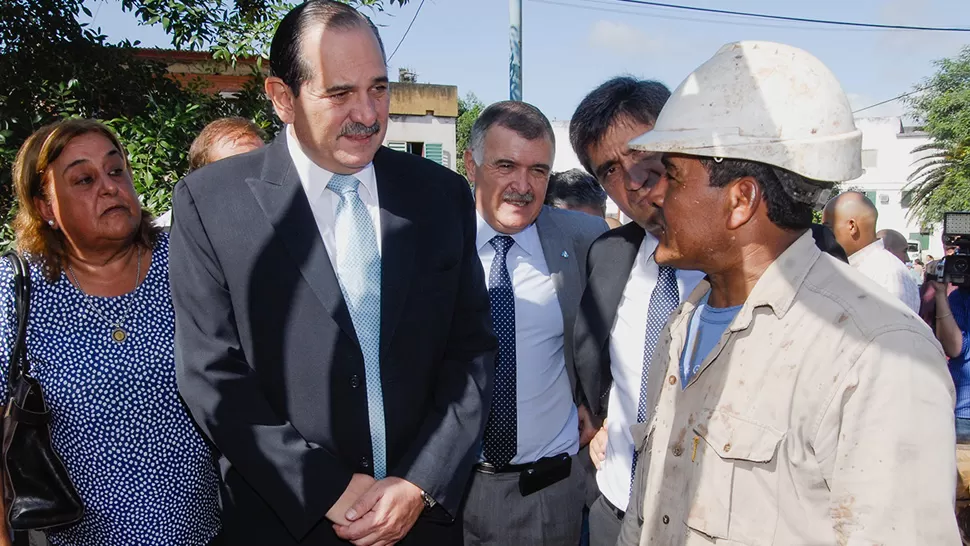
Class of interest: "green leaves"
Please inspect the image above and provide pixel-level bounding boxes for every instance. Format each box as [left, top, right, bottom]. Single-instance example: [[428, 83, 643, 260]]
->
[[456, 92, 484, 178], [905, 46, 970, 226]]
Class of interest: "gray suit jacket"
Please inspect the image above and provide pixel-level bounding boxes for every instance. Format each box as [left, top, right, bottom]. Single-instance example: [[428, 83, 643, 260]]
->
[[534, 206, 609, 402]]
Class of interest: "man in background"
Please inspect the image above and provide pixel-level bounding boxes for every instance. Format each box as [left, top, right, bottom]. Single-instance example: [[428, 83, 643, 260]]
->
[[822, 191, 920, 312], [877, 228, 911, 264], [156, 117, 266, 228], [462, 101, 607, 546], [546, 168, 608, 219], [568, 76, 705, 546]]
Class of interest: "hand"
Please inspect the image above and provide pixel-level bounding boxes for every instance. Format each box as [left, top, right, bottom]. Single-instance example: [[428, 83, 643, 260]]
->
[[577, 404, 598, 447], [590, 421, 608, 470], [932, 279, 950, 296], [333, 477, 425, 546], [327, 473, 377, 526]]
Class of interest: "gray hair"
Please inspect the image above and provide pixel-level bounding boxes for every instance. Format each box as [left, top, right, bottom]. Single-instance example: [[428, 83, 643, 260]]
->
[[468, 101, 555, 166]]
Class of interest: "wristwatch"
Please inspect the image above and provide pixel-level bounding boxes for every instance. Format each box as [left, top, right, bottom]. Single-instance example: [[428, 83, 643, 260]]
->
[[420, 489, 437, 512]]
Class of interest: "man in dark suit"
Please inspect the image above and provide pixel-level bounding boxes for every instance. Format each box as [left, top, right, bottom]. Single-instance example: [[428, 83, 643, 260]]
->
[[568, 78, 705, 546], [460, 101, 607, 545], [168, 2, 496, 545]]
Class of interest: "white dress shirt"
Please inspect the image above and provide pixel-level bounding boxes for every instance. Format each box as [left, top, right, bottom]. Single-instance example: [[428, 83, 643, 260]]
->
[[848, 239, 920, 313], [285, 125, 382, 261], [475, 214, 579, 464], [598, 233, 705, 512]]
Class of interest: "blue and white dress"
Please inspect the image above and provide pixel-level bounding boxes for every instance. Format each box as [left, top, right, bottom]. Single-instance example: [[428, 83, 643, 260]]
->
[[0, 234, 221, 546]]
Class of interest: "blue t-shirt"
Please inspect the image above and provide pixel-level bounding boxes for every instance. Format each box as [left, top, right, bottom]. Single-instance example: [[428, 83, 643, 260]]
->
[[947, 287, 970, 418], [681, 292, 742, 388]]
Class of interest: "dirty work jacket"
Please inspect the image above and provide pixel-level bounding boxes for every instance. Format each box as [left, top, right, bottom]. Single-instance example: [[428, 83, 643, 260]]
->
[[618, 230, 959, 546]]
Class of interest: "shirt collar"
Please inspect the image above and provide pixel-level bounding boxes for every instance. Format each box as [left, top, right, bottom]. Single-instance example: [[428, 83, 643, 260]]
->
[[683, 230, 819, 332], [475, 212, 541, 257], [285, 125, 377, 203], [848, 238, 885, 267]]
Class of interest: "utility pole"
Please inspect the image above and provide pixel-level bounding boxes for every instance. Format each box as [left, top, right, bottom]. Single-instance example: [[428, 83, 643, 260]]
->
[[509, 0, 522, 100]]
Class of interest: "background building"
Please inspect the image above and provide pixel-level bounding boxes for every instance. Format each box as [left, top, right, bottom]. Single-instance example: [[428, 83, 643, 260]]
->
[[383, 70, 458, 171]]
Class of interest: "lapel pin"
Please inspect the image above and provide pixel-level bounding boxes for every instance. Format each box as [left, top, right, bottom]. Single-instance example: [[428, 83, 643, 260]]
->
[[561, 250, 569, 258]]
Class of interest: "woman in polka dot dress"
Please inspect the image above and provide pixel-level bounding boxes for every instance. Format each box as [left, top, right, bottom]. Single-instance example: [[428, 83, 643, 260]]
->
[[0, 120, 221, 545]]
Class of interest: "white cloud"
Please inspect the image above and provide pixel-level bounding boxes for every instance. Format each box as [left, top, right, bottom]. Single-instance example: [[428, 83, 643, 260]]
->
[[587, 20, 663, 56]]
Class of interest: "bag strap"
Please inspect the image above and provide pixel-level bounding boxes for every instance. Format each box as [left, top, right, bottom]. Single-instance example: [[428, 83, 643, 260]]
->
[[3, 251, 31, 388]]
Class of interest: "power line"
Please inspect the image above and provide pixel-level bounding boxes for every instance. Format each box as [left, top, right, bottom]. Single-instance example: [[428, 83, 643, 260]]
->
[[604, 0, 970, 32], [534, 0, 888, 32], [387, 0, 426, 63], [853, 88, 924, 114]]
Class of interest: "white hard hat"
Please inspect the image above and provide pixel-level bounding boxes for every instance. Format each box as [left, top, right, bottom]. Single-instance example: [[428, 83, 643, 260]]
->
[[630, 41, 863, 183]]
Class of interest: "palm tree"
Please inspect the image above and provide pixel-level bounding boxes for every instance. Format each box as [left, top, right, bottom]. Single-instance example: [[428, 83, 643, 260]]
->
[[905, 138, 970, 225]]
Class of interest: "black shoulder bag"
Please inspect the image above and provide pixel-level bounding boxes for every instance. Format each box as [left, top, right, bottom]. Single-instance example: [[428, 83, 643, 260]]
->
[[1, 251, 82, 531]]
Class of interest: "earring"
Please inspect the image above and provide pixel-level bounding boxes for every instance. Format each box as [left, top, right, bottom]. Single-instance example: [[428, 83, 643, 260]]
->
[[47, 220, 55, 227]]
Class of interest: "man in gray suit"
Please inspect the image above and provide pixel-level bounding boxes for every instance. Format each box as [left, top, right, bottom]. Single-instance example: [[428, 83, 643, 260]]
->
[[461, 101, 608, 545]]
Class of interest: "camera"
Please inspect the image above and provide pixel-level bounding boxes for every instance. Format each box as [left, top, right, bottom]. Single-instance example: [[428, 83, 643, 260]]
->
[[933, 212, 970, 285]]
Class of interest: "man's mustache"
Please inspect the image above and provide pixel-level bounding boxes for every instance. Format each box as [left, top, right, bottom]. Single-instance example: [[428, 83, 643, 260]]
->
[[503, 191, 534, 203], [339, 121, 381, 137]]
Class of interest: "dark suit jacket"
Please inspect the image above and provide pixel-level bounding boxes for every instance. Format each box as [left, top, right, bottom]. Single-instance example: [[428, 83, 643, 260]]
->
[[169, 135, 497, 545], [571, 222, 646, 419]]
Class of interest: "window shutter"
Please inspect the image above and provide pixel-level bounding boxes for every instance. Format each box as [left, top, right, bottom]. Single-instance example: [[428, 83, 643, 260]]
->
[[864, 191, 877, 204], [424, 143, 443, 165], [387, 141, 407, 152]]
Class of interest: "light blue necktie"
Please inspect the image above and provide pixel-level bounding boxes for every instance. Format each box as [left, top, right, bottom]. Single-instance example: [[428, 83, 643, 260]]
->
[[327, 173, 386, 479], [631, 265, 679, 487]]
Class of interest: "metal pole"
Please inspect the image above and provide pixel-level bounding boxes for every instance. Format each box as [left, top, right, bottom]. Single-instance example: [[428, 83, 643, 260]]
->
[[509, 0, 522, 100]]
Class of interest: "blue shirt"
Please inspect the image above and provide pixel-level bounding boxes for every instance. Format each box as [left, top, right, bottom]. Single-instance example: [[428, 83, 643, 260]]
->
[[680, 292, 743, 388], [947, 287, 970, 418], [0, 235, 221, 546]]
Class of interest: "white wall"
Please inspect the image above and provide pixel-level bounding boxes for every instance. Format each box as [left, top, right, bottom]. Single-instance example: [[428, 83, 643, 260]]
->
[[384, 115, 458, 171], [847, 117, 940, 259]]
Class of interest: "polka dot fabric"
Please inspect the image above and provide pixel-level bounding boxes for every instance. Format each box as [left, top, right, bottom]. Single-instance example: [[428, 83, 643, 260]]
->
[[0, 234, 221, 546], [482, 235, 517, 467], [631, 265, 679, 486], [327, 173, 387, 480]]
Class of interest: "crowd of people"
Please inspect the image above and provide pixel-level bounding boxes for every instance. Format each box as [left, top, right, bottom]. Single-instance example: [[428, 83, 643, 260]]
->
[[0, 1, 966, 546]]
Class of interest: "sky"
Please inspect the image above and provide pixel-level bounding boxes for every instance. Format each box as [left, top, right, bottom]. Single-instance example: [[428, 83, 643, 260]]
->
[[82, 0, 970, 122]]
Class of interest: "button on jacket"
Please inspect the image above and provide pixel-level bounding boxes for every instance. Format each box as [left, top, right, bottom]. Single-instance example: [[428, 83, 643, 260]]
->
[[621, 230, 959, 546]]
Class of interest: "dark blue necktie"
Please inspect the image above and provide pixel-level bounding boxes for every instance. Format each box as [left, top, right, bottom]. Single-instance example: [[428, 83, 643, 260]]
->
[[631, 265, 679, 486], [482, 235, 517, 467]]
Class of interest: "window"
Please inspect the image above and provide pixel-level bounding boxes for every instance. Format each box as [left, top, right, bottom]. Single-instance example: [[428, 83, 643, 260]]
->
[[901, 190, 913, 208], [387, 141, 407, 152], [406, 142, 424, 156], [864, 191, 877, 204], [909, 232, 930, 251], [861, 149, 878, 168], [424, 143, 443, 165]]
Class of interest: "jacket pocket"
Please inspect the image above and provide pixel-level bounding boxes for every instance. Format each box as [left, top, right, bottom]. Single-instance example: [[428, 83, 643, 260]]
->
[[686, 409, 784, 546]]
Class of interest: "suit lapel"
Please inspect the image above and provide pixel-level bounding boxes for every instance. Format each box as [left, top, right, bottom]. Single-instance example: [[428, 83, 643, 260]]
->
[[535, 207, 575, 315], [373, 148, 416, 359], [591, 223, 645, 350], [246, 134, 359, 345]]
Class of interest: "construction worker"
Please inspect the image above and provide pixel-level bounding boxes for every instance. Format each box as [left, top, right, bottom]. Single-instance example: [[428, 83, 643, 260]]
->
[[615, 41, 959, 545]]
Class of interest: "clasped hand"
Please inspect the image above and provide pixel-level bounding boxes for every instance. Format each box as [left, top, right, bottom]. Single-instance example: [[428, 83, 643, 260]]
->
[[328, 474, 425, 546]]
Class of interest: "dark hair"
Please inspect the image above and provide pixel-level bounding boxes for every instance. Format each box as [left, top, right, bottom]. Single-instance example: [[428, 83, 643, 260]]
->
[[270, 0, 385, 97], [469, 101, 555, 163], [188, 117, 266, 171], [569, 77, 671, 175], [701, 158, 820, 231], [810, 224, 849, 263], [545, 169, 607, 215]]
